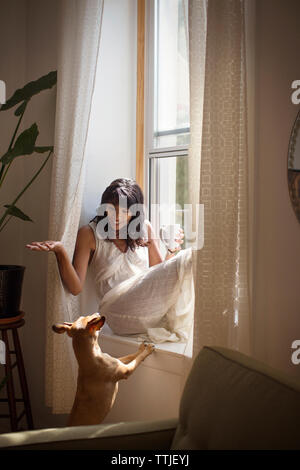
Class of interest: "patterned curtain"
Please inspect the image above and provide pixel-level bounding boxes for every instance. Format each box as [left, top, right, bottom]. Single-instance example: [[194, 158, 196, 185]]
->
[[189, 0, 252, 357], [45, 0, 104, 413]]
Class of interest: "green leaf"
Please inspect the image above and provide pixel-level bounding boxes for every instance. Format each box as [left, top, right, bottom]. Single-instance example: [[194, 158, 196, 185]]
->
[[0, 123, 39, 165], [34, 146, 53, 153], [14, 100, 28, 116], [4, 205, 33, 222], [0, 71, 57, 111]]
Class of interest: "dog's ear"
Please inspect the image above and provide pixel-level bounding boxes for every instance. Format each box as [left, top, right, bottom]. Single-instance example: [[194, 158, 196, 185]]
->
[[87, 315, 105, 332], [52, 322, 72, 334]]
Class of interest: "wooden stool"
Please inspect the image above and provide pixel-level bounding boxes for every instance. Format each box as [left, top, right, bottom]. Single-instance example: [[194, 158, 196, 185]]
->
[[0, 312, 34, 431]]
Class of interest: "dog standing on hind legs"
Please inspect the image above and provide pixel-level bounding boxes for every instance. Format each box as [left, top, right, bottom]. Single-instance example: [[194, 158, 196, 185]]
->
[[52, 313, 155, 426]]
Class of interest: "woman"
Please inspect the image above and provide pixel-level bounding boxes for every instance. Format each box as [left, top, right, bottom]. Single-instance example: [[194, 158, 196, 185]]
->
[[26, 178, 194, 342]]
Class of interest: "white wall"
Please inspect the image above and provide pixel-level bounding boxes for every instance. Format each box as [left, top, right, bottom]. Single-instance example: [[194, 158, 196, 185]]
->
[[80, 0, 137, 227], [252, 0, 300, 378]]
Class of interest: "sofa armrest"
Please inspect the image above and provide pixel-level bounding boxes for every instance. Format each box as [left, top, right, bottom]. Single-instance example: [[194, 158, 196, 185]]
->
[[0, 418, 178, 450]]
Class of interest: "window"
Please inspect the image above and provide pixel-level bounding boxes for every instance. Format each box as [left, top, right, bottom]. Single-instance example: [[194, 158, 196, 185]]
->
[[145, 0, 190, 251]]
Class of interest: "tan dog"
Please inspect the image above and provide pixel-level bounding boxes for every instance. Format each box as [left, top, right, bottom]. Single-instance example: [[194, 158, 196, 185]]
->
[[52, 313, 155, 426]]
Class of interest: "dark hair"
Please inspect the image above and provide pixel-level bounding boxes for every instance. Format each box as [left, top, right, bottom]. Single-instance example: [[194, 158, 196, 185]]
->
[[90, 178, 150, 251]]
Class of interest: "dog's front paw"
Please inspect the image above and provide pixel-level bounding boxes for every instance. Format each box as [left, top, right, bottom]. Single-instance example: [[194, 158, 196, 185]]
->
[[138, 341, 147, 352], [145, 343, 155, 354]]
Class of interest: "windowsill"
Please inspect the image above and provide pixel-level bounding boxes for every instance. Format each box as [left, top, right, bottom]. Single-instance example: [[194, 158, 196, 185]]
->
[[100, 323, 193, 358]]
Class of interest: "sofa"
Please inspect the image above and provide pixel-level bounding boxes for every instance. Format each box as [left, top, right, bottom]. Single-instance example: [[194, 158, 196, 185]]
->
[[0, 345, 300, 450]]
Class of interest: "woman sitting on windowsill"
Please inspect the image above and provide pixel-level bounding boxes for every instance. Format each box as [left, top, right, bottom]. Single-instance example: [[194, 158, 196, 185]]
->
[[26, 178, 194, 343]]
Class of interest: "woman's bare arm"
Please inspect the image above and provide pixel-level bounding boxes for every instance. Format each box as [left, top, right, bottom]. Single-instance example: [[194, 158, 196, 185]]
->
[[26, 225, 95, 295], [146, 221, 163, 267]]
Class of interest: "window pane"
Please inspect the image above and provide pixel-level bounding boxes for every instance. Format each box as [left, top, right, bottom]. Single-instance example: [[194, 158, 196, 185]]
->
[[153, 0, 190, 149], [150, 156, 189, 250]]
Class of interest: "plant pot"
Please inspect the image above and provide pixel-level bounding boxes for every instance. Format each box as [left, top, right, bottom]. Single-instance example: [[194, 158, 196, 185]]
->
[[0, 265, 25, 318]]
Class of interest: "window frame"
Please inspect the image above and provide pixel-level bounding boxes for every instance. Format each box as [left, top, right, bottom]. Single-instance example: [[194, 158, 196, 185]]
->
[[144, 0, 190, 230]]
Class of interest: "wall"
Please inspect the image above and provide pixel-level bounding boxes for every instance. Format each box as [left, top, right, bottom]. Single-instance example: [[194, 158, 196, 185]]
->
[[80, 0, 137, 227], [253, 0, 300, 378], [0, 0, 27, 263]]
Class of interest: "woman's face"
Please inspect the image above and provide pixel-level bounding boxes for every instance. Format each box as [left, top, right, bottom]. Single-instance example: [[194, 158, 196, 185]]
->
[[107, 204, 131, 231]]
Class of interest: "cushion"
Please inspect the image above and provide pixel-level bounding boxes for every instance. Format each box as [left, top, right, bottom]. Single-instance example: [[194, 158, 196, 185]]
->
[[171, 346, 300, 450]]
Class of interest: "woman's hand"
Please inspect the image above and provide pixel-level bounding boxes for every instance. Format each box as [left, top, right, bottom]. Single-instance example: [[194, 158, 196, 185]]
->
[[26, 240, 63, 254], [165, 228, 185, 260], [26, 226, 94, 296]]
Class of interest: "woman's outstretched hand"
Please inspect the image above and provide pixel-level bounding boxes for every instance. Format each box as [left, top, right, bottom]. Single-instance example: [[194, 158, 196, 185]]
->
[[26, 228, 92, 296], [26, 241, 63, 254]]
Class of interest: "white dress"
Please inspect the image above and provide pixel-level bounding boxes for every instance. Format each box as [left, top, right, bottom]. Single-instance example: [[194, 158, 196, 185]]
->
[[88, 221, 194, 343]]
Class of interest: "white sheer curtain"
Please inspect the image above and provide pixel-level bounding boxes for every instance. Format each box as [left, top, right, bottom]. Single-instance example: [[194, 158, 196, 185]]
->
[[189, 0, 252, 358], [45, 0, 104, 413]]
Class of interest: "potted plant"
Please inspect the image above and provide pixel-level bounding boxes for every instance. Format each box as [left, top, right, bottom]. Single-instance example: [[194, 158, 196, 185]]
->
[[0, 71, 57, 318]]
